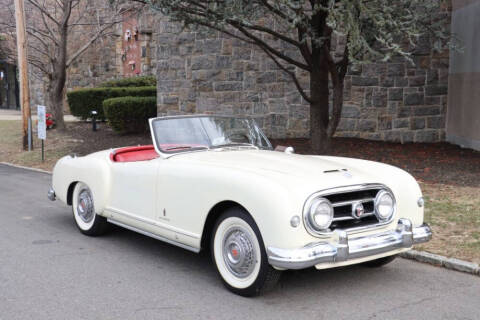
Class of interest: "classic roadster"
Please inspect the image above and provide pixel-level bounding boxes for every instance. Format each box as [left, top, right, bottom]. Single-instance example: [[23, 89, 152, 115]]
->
[[48, 115, 432, 296]]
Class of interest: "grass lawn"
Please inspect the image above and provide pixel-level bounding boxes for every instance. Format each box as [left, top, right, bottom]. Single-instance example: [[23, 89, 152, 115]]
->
[[0, 120, 77, 171], [419, 183, 480, 264], [1, 120, 479, 264]]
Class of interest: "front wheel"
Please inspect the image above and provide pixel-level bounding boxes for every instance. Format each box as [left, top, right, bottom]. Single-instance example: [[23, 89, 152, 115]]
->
[[211, 208, 281, 296], [72, 182, 109, 236]]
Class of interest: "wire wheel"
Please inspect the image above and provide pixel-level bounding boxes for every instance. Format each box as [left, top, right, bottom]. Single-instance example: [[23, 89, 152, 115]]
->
[[222, 227, 257, 279], [77, 189, 94, 224], [72, 182, 109, 236], [211, 208, 281, 296]]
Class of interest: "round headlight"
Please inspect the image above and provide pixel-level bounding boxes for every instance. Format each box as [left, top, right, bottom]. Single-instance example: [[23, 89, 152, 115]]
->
[[307, 198, 333, 231], [375, 190, 395, 221]]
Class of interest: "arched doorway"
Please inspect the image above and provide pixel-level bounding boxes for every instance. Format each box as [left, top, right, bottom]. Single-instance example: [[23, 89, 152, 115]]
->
[[0, 60, 20, 110]]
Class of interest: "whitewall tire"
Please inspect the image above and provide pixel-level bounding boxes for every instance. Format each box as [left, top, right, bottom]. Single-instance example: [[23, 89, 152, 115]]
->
[[211, 208, 281, 296], [72, 182, 109, 236]]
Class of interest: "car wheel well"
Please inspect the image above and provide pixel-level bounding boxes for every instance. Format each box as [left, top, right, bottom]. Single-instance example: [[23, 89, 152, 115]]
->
[[201, 201, 250, 251], [66, 181, 78, 206]]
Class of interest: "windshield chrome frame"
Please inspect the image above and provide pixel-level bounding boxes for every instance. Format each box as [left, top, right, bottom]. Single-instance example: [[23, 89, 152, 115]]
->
[[148, 115, 272, 158]]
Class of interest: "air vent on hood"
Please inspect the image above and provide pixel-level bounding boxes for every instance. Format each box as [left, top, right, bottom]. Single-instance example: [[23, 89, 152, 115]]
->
[[323, 169, 348, 174]]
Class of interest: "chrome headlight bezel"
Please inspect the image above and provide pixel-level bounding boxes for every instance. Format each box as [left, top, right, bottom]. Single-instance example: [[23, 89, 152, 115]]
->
[[374, 190, 396, 222], [303, 197, 334, 235]]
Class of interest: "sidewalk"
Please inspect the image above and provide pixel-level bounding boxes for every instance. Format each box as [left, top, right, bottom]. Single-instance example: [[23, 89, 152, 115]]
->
[[0, 109, 79, 121]]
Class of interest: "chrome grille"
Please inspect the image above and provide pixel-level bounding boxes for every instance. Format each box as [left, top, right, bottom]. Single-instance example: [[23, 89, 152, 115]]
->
[[324, 188, 381, 231]]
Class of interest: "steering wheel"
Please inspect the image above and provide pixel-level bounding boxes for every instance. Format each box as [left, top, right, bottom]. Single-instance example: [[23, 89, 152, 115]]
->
[[226, 132, 251, 143]]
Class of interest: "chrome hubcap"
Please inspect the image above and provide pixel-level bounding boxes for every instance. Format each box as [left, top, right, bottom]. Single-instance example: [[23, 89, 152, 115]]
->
[[77, 189, 94, 223], [222, 227, 256, 278]]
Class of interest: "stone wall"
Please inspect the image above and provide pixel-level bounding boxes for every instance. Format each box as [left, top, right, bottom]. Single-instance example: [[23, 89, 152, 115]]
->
[[155, 7, 451, 142], [337, 52, 449, 143], [67, 35, 120, 90], [156, 20, 309, 139]]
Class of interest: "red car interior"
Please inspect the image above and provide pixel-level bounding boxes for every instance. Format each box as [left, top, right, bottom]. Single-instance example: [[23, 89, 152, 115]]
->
[[110, 144, 207, 162], [110, 145, 159, 162]]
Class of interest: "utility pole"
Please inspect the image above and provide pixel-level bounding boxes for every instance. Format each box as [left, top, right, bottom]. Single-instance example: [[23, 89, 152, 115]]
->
[[14, 0, 32, 151]]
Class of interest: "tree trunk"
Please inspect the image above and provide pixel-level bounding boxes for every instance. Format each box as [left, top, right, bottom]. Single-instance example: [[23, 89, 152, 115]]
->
[[327, 80, 345, 137], [49, 2, 70, 132], [309, 59, 331, 154], [49, 79, 66, 130]]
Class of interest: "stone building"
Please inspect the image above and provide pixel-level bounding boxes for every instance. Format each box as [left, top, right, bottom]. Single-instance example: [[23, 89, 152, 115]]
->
[[66, 8, 158, 91], [155, 6, 451, 144], [0, 4, 158, 112], [11, 0, 478, 150]]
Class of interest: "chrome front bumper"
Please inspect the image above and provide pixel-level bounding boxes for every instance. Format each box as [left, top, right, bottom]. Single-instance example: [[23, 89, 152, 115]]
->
[[267, 218, 432, 270]]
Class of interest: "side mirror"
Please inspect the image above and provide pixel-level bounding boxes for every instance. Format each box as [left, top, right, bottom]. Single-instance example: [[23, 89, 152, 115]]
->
[[274, 145, 295, 154], [284, 146, 295, 154]]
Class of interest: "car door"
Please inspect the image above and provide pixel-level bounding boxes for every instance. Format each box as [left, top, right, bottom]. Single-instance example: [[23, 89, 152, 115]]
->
[[108, 158, 160, 224], [153, 158, 204, 249]]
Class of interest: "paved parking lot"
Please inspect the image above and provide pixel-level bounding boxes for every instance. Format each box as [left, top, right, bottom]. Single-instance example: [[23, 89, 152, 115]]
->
[[0, 163, 479, 320]]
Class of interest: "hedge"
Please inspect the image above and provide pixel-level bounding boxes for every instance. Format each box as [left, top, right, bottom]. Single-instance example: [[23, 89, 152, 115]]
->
[[99, 76, 156, 88], [103, 96, 157, 133], [67, 86, 156, 120]]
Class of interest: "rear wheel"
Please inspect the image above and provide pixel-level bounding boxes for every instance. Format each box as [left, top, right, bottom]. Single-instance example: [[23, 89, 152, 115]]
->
[[362, 254, 397, 268], [72, 182, 109, 236], [211, 208, 281, 296]]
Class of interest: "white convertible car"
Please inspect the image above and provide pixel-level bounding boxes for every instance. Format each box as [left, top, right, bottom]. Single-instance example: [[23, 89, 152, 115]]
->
[[48, 115, 432, 296]]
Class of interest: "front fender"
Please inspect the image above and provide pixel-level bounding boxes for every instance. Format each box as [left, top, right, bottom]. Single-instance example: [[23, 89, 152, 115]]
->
[[158, 161, 318, 250]]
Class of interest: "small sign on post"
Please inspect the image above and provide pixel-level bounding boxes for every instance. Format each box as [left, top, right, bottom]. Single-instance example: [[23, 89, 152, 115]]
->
[[37, 105, 46, 162]]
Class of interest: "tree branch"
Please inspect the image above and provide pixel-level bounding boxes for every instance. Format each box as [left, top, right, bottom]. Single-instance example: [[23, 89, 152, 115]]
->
[[325, 45, 349, 137], [171, 2, 310, 70], [39, 0, 60, 46], [261, 46, 312, 104], [26, 0, 61, 26], [232, 24, 310, 71], [66, 22, 117, 67]]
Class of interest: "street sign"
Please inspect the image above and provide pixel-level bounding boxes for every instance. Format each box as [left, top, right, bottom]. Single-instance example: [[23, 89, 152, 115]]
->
[[37, 105, 46, 140], [37, 105, 46, 162]]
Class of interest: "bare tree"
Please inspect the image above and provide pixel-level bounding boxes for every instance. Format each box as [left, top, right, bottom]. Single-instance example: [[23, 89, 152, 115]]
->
[[1, 0, 130, 130]]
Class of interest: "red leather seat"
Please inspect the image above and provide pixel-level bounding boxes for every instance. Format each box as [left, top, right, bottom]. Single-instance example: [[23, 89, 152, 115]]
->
[[110, 145, 159, 162]]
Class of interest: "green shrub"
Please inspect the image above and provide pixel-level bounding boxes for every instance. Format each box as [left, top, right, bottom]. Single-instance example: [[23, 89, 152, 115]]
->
[[67, 86, 156, 120], [103, 96, 157, 133], [99, 76, 156, 88]]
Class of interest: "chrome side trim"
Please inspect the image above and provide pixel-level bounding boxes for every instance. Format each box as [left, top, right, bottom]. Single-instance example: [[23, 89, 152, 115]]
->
[[105, 206, 200, 240], [267, 218, 432, 270], [47, 187, 56, 201], [107, 218, 200, 253]]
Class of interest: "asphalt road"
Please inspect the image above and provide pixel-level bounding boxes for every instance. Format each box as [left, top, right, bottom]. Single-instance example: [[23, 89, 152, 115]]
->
[[0, 163, 479, 320]]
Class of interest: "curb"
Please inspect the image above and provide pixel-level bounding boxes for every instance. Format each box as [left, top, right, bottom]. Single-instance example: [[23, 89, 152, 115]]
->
[[0, 162, 52, 174], [400, 250, 480, 276]]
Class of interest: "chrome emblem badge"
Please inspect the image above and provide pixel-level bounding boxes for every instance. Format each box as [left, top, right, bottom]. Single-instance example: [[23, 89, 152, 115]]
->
[[352, 202, 365, 219]]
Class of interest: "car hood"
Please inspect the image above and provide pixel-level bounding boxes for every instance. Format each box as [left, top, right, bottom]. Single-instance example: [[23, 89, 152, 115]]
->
[[171, 149, 405, 195]]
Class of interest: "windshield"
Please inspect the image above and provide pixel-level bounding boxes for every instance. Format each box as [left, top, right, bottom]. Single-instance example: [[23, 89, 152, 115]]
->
[[150, 116, 272, 153]]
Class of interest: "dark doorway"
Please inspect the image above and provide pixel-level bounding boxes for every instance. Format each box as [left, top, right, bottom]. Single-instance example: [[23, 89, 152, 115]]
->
[[0, 61, 20, 110]]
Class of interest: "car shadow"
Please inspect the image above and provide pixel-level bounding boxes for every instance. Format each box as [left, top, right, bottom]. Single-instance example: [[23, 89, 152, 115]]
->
[[102, 223, 404, 296], [47, 208, 419, 303]]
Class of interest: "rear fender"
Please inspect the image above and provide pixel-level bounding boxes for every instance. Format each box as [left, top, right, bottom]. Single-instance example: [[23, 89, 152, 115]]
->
[[52, 155, 111, 214]]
